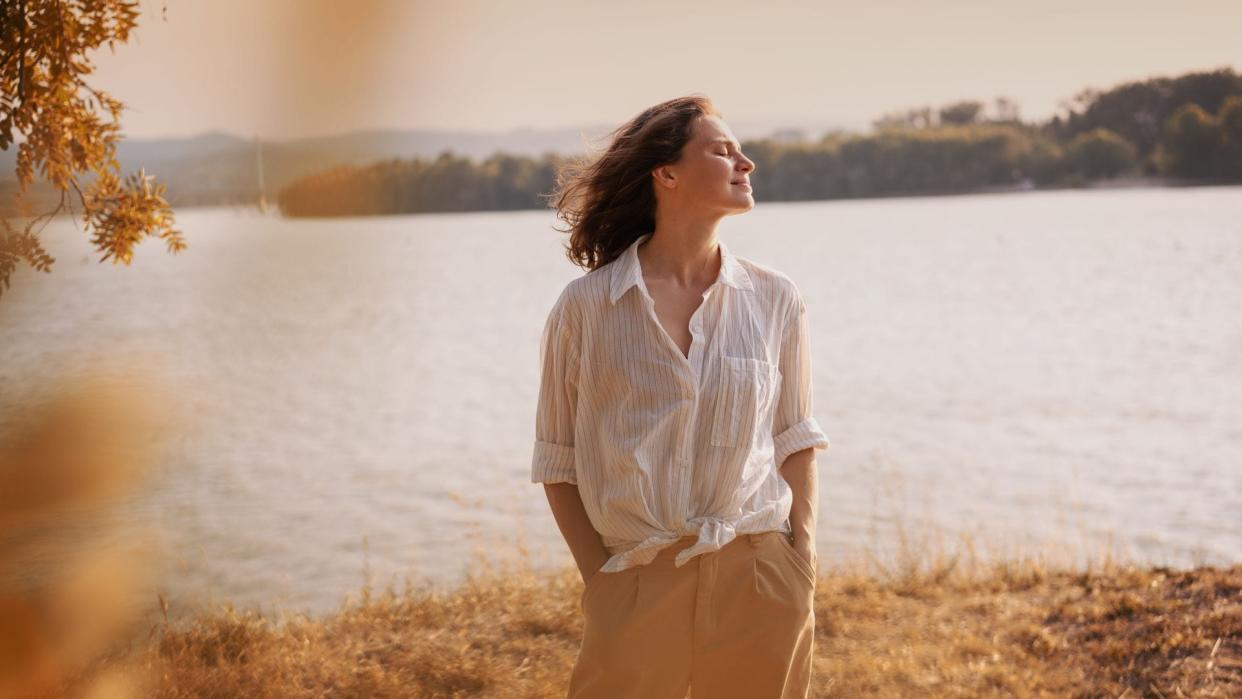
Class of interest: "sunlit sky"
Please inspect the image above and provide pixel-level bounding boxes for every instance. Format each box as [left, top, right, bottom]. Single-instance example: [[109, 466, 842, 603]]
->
[[91, 0, 1242, 141]]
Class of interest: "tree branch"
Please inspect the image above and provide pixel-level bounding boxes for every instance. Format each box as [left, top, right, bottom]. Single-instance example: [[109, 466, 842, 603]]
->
[[16, 0, 27, 106]]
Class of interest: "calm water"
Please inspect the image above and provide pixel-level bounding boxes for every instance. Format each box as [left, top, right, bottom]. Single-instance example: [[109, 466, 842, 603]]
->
[[1, 186, 1239, 619]]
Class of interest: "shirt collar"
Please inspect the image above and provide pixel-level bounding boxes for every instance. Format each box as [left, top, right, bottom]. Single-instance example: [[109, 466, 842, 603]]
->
[[608, 232, 753, 306]]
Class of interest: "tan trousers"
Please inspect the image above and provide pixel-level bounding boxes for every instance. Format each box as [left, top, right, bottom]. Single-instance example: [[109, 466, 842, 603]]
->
[[568, 530, 816, 699]]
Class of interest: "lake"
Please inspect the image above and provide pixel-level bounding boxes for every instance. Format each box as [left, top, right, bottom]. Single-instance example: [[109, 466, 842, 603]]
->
[[1, 185, 1239, 620]]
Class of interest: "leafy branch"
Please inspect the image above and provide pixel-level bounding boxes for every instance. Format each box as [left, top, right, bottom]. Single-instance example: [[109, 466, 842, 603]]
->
[[0, 0, 185, 300]]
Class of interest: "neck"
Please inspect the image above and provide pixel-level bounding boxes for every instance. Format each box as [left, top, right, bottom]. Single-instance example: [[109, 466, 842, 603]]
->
[[640, 212, 725, 289]]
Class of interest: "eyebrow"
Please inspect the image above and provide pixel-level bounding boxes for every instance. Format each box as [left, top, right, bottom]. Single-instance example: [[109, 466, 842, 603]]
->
[[710, 137, 741, 149]]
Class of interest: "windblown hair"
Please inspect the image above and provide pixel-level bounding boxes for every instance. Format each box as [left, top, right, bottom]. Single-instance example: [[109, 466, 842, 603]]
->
[[546, 95, 720, 271]]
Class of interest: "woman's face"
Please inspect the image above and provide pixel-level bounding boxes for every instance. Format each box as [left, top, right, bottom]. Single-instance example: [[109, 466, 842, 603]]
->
[[657, 114, 756, 214]]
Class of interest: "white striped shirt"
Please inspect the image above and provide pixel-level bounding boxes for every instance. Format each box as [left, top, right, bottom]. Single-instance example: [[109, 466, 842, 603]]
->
[[531, 232, 830, 573]]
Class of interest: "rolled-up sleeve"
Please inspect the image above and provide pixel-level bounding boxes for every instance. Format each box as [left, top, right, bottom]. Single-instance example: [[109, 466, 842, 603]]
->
[[530, 295, 581, 484], [772, 288, 830, 469]]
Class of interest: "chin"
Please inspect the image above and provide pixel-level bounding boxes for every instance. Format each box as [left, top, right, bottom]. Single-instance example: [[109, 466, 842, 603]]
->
[[709, 189, 754, 214]]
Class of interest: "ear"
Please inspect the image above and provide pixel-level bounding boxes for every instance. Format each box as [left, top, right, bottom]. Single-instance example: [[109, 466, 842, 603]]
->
[[651, 164, 677, 190]]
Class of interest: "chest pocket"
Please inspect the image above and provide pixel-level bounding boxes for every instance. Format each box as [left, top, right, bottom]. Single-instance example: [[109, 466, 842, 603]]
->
[[710, 356, 780, 448]]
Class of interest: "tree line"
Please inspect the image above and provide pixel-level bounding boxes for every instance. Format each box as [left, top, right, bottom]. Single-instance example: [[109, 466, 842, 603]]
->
[[279, 67, 1242, 217]]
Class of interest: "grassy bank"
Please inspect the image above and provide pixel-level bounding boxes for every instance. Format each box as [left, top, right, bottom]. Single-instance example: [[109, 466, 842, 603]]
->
[[72, 545, 1237, 698]]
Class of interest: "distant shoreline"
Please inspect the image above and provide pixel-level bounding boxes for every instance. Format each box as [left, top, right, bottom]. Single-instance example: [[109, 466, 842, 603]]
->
[[6, 176, 1240, 222]]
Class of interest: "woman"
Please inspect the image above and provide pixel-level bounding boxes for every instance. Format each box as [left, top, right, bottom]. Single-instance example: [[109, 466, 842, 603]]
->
[[530, 95, 830, 698]]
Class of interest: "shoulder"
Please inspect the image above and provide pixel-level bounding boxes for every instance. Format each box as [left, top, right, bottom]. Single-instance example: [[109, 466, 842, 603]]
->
[[735, 255, 803, 311], [545, 264, 613, 330]]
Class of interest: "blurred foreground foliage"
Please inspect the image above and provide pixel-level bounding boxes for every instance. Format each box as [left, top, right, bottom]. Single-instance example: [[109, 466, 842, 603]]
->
[[0, 371, 172, 697]]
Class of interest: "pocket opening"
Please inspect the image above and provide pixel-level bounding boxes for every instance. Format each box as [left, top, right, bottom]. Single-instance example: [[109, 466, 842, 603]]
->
[[580, 567, 606, 607], [776, 533, 817, 585]]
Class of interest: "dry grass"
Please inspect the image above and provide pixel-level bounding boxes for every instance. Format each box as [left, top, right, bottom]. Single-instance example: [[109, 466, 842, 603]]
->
[[105, 537, 1242, 698], [2, 375, 1238, 697]]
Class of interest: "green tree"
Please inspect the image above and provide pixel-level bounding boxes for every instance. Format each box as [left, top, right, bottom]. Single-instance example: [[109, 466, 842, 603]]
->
[[990, 96, 1021, 123], [872, 106, 933, 131], [0, 0, 185, 300], [1064, 128, 1138, 180], [938, 100, 983, 126], [1217, 95, 1242, 179], [1053, 68, 1242, 168], [1159, 103, 1223, 178]]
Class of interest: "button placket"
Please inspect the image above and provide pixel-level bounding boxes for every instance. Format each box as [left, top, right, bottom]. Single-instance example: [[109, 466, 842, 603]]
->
[[677, 289, 713, 521], [688, 319, 705, 382], [683, 324, 703, 478]]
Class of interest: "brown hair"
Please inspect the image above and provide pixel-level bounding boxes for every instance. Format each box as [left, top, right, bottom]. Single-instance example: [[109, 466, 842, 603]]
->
[[545, 95, 720, 271]]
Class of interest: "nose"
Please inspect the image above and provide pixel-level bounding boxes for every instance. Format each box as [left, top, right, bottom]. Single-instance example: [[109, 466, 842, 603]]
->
[[738, 155, 755, 175]]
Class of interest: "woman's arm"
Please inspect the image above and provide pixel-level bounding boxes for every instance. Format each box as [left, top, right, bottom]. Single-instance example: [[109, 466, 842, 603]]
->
[[771, 285, 829, 570], [530, 292, 607, 582], [780, 448, 819, 569], [544, 482, 610, 582]]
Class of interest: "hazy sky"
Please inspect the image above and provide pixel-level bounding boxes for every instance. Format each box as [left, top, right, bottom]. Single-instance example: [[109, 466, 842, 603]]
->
[[91, 0, 1242, 141]]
